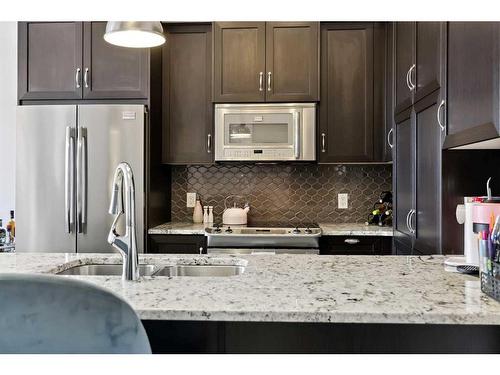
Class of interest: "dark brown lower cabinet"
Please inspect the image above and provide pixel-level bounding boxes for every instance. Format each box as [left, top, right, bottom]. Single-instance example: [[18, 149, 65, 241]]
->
[[148, 235, 206, 254], [320, 236, 393, 255], [143, 320, 500, 353]]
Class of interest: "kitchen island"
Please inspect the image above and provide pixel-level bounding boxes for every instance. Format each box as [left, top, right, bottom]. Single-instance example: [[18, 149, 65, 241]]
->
[[1, 253, 499, 353]]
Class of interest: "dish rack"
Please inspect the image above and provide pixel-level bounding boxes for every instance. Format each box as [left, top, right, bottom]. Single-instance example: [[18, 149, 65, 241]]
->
[[481, 260, 500, 302]]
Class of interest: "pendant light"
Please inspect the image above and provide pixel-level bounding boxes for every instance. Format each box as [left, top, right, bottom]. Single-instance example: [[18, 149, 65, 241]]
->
[[104, 22, 165, 48]]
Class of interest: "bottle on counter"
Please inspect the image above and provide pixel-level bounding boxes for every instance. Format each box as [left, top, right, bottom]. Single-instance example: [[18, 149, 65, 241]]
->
[[203, 206, 209, 224], [208, 206, 214, 223], [0, 219, 7, 246], [6, 210, 15, 244], [193, 197, 204, 224]]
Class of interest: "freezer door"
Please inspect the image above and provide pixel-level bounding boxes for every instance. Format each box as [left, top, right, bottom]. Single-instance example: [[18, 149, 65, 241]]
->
[[76, 105, 144, 253], [16, 105, 77, 253]]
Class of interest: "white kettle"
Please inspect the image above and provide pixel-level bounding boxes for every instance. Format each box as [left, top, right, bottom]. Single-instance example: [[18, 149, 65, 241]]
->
[[222, 195, 250, 225]]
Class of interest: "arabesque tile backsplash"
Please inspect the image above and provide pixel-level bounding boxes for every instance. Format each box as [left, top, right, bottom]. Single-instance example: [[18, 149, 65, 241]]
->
[[171, 164, 392, 224]]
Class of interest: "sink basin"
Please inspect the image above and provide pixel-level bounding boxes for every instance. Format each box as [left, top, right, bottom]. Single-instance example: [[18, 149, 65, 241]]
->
[[154, 265, 245, 277], [57, 264, 157, 276]]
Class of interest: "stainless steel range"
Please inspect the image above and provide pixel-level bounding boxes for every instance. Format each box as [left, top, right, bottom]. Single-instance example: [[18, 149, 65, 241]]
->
[[205, 222, 321, 255]]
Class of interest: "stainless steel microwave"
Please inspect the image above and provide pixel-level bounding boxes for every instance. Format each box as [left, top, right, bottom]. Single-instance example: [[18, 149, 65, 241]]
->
[[214, 103, 316, 161]]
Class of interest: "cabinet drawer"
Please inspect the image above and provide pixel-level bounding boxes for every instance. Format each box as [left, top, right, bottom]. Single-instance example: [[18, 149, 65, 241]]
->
[[320, 235, 392, 255], [148, 235, 206, 254]]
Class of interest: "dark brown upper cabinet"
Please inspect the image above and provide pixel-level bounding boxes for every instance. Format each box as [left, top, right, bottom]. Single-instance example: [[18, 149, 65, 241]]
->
[[415, 22, 446, 103], [319, 23, 381, 163], [394, 22, 415, 114], [265, 22, 319, 102], [213, 22, 266, 102], [18, 21, 149, 102], [162, 24, 213, 164], [213, 22, 319, 103], [18, 22, 83, 100], [443, 22, 500, 149], [83, 22, 149, 99]]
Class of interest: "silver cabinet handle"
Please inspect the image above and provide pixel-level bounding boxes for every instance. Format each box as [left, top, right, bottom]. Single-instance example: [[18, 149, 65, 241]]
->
[[408, 209, 416, 234], [259, 72, 264, 92], [321, 133, 326, 153], [75, 68, 81, 88], [65, 127, 75, 233], [84, 68, 89, 88], [293, 112, 300, 159], [387, 128, 394, 149], [267, 72, 272, 92], [437, 99, 445, 131], [77, 127, 88, 233], [207, 133, 212, 153], [406, 210, 412, 233], [408, 64, 416, 91], [345, 238, 360, 245]]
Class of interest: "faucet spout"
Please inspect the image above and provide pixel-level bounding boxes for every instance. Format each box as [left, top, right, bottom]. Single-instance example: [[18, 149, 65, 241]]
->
[[107, 162, 139, 281]]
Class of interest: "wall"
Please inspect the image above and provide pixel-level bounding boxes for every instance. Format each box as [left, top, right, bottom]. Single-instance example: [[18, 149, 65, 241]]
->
[[171, 163, 392, 224], [0, 22, 17, 224]]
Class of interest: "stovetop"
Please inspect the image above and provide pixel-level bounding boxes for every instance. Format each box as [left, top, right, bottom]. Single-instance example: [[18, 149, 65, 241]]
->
[[211, 221, 320, 229]]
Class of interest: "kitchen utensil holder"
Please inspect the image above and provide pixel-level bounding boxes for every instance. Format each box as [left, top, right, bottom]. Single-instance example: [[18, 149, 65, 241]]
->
[[481, 260, 500, 302]]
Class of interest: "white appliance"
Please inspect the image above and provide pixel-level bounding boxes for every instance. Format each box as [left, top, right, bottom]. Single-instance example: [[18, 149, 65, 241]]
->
[[214, 103, 316, 161], [16, 105, 145, 253], [455, 197, 480, 266], [222, 195, 250, 225]]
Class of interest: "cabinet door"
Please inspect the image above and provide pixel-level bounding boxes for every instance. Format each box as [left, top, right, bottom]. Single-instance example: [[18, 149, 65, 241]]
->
[[149, 235, 206, 254], [444, 22, 500, 149], [394, 22, 415, 114], [265, 22, 319, 102], [18, 22, 83, 100], [319, 23, 374, 162], [415, 22, 445, 103], [213, 22, 266, 102], [414, 92, 442, 254], [394, 109, 414, 241], [320, 236, 392, 255], [162, 24, 213, 164], [83, 22, 149, 99]]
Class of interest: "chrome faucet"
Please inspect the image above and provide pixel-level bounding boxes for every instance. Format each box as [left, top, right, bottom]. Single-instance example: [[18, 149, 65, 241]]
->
[[107, 162, 139, 281]]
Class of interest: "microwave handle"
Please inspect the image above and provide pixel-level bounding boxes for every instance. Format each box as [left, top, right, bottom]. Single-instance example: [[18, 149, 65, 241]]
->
[[293, 112, 300, 159]]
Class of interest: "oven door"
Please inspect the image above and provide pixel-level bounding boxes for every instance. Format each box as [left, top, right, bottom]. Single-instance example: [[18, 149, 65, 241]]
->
[[206, 248, 320, 255], [215, 105, 301, 161]]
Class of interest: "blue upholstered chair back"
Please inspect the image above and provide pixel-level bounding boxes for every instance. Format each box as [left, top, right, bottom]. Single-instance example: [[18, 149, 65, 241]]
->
[[0, 273, 151, 354]]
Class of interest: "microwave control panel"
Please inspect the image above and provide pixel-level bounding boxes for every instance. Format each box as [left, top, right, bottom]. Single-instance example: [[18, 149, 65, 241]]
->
[[223, 148, 295, 160]]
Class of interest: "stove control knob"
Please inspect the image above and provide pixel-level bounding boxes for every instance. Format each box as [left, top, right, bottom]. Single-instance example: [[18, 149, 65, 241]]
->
[[225, 226, 233, 234], [292, 227, 301, 234], [305, 228, 313, 234], [213, 224, 222, 233]]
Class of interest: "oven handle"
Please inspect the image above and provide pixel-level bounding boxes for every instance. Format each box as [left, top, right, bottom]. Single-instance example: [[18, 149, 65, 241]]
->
[[293, 111, 300, 159]]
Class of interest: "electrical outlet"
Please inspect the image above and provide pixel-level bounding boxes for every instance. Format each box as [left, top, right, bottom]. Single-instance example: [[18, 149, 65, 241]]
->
[[338, 193, 349, 209], [186, 192, 197, 208]]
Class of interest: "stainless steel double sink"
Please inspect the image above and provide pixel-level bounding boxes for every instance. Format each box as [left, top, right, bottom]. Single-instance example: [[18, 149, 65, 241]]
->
[[57, 263, 245, 277]]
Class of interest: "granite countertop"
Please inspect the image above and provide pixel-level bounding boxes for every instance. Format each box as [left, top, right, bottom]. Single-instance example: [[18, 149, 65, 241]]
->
[[1, 253, 499, 325], [148, 222, 393, 236]]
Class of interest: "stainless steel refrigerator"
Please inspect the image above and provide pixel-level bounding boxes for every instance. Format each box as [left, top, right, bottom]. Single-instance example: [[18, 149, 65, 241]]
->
[[16, 105, 145, 253]]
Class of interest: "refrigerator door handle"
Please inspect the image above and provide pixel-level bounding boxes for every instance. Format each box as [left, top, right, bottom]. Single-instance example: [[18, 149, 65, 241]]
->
[[65, 127, 75, 233], [77, 127, 88, 233]]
